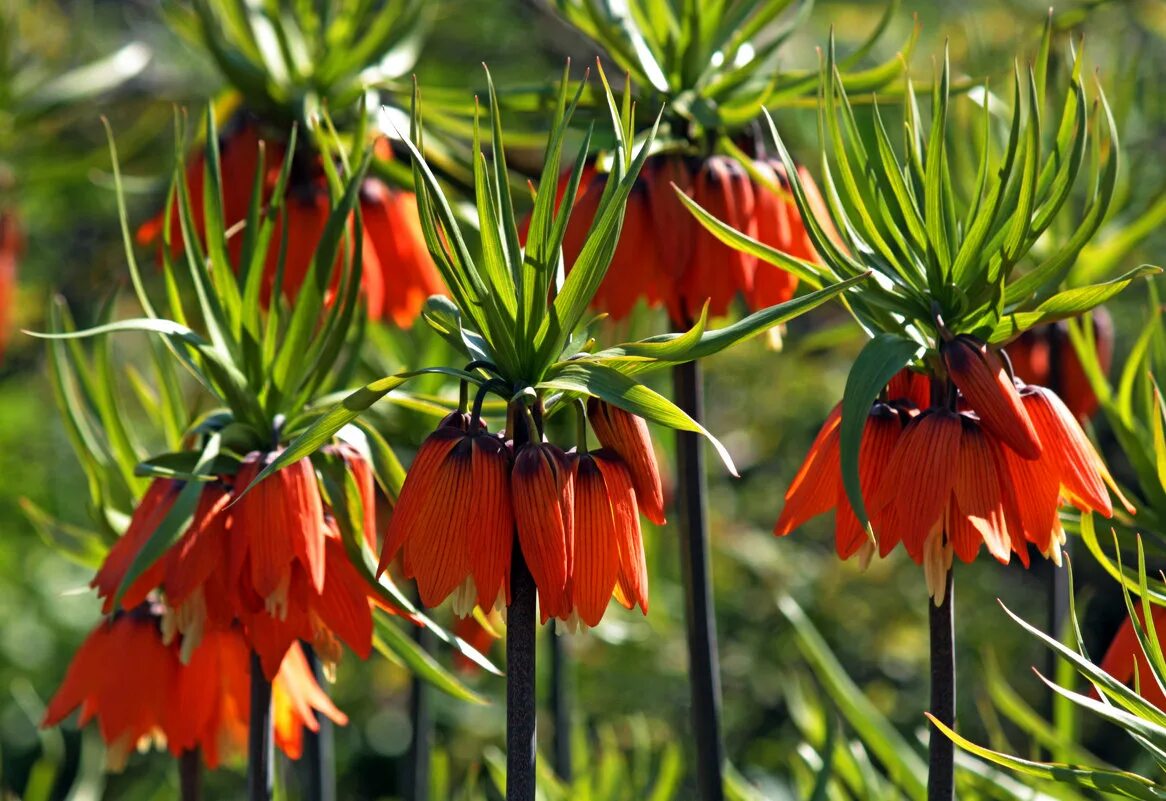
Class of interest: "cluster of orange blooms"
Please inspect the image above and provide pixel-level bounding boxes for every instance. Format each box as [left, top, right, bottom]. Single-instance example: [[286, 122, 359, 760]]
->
[[45, 444, 380, 767], [137, 116, 442, 327], [776, 336, 1132, 603], [43, 611, 344, 770], [560, 155, 834, 323], [381, 399, 664, 630]]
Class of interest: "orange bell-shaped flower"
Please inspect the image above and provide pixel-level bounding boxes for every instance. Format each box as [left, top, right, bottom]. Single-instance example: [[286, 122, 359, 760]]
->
[[380, 414, 514, 613]]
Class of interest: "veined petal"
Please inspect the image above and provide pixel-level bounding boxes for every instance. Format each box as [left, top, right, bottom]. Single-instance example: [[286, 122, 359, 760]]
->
[[512, 443, 574, 620], [311, 532, 374, 659], [1022, 386, 1127, 515], [950, 418, 1011, 564], [646, 157, 695, 282], [164, 483, 231, 605], [587, 398, 665, 525], [593, 186, 663, 320], [687, 157, 747, 318], [467, 434, 514, 612], [1000, 434, 1062, 556], [92, 479, 181, 612], [942, 336, 1041, 460], [569, 455, 622, 627], [836, 404, 902, 560], [403, 440, 474, 608], [595, 452, 648, 616], [775, 405, 841, 537], [874, 410, 961, 559], [378, 419, 466, 575]]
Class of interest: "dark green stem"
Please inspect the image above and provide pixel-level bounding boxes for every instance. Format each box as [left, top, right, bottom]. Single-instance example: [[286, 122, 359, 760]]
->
[[179, 749, 202, 801], [302, 645, 335, 801], [928, 570, 956, 801], [405, 601, 433, 801], [673, 358, 726, 801], [248, 652, 274, 801], [507, 544, 538, 801]]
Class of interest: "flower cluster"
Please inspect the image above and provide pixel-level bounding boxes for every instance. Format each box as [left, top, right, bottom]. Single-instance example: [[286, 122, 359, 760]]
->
[[42, 610, 345, 770], [89, 445, 378, 680], [560, 155, 832, 323], [776, 336, 1132, 602], [380, 399, 662, 629], [137, 116, 443, 327]]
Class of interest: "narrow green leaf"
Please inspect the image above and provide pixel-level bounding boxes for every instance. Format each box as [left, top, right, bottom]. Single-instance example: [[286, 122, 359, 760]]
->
[[373, 612, 488, 704], [926, 715, 1162, 799], [990, 265, 1161, 343], [839, 334, 922, 528]]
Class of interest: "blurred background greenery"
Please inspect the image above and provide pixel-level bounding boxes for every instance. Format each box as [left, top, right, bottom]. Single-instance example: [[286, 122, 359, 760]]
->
[[2, 0, 1165, 798]]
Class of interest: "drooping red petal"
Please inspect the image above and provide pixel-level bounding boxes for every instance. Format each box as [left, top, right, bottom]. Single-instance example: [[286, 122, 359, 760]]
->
[[646, 157, 695, 283], [748, 160, 799, 309], [362, 181, 445, 327], [569, 455, 622, 627], [467, 433, 514, 611], [775, 406, 841, 537], [593, 181, 663, 319], [835, 404, 902, 560], [164, 483, 231, 605], [235, 452, 327, 601], [874, 410, 962, 560], [685, 157, 749, 319], [379, 417, 468, 574], [402, 440, 475, 608], [949, 418, 1011, 563], [92, 479, 182, 613], [1022, 385, 1123, 516], [586, 398, 665, 525], [512, 443, 574, 620], [1000, 433, 1062, 556], [595, 452, 648, 615], [311, 532, 374, 659], [942, 335, 1041, 460]]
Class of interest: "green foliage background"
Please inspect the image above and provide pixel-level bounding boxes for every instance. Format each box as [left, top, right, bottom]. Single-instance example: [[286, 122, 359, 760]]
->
[[2, 0, 1164, 798]]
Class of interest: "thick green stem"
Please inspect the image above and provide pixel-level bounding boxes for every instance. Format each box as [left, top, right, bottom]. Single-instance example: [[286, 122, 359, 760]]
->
[[673, 358, 726, 801], [247, 652, 274, 801], [928, 570, 956, 801]]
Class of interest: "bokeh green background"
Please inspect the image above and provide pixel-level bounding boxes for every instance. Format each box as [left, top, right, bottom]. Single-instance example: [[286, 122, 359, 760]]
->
[[2, 0, 1165, 798]]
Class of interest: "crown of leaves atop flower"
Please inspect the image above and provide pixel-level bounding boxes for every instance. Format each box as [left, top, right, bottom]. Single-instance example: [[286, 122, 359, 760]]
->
[[245, 63, 863, 489], [34, 112, 373, 452], [685, 24, 1161, 526], [549, 0, 915, 150], [183, 0, 426, 132]]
